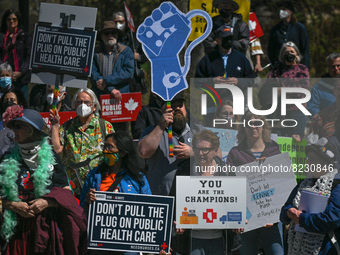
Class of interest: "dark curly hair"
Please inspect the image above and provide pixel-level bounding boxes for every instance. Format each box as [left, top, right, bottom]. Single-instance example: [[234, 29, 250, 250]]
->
[[1, 9, 23, 33], [0, 87, 27, 115]]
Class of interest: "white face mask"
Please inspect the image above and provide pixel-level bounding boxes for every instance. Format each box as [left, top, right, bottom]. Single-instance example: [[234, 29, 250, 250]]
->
[[46, 92, 64, 105], [76, 103, 93, 117], [116, 22, 126, 31], [279, 10, 290, 20]]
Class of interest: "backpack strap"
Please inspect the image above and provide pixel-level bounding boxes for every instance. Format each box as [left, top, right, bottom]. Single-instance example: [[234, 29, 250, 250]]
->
[[107, 172, 126, 192]]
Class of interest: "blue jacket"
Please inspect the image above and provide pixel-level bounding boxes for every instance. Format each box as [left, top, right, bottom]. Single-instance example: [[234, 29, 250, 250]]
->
[[281, 182, 340, 254], [80, 167, 152, 207], [308, 76, 336, 116], [91, 43, 134, 93]]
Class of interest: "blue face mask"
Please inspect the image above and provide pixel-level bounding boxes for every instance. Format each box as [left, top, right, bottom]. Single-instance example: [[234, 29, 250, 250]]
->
[[0, 77, 11, 88]]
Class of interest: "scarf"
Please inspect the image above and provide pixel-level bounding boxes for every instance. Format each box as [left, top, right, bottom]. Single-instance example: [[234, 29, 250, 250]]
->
[[19, 140, 41, 169], [287, 169, 338, 255], [0, 137, 55, 241], [3, 28, 20, 71]]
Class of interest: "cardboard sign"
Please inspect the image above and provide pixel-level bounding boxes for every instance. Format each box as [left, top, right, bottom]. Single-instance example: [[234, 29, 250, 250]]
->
[[30, 25, 96, 78], [176, 176, 247, 229], [235, 153, 297, 232], [100, 93, 142, 123], [137, 2, 212, 101], [40, 111, 77, 128], [88, 192, 174, 254], [249, 12, 264, 42]]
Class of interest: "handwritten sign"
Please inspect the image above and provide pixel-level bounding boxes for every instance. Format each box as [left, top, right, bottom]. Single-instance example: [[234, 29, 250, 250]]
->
[[30, 25, 96, 78], [100, 93, 142, 123], [88, 192, 174, 254], [176, 176, 246, 229], [235, 153, 296, 232]]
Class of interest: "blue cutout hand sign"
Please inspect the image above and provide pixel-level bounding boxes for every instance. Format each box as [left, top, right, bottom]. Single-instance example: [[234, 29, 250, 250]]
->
[[137, 2, 212, 101]]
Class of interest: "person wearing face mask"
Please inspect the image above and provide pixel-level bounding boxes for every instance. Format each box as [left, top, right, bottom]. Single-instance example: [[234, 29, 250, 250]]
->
[[113, 12, 148, 94], [50, 88, 114, 197], [260, 41, 309, 142], [268, 1, 310, 68], [203, 0, 250, 55], [196, 25, 255, 126], [29, 84, 72, 113], [80, 131, 151, 254], [0, 62, 13, 97]]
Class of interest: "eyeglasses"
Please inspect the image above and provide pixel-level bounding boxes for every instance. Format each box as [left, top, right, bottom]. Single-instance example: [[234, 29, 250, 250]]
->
[[103, 143, 117, 151], [6, 17, 18, 22], [247, 120, 263, 127], [104, 30, 116, 36], [75, 100, 92, 106], [193, 147, 215, 154], [172, 101, 184, 109], [329, 64, 340, 70]]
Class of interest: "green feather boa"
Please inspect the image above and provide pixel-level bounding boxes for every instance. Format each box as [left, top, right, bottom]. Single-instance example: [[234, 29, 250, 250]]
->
[[0, 137, 55, 241]]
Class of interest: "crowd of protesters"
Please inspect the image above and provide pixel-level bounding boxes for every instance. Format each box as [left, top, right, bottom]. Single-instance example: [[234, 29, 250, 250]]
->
[[0, 0, 339, 254]]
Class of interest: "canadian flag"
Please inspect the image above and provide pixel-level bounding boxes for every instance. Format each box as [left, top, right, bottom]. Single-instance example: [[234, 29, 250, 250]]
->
[[124, 2, 135, 33]]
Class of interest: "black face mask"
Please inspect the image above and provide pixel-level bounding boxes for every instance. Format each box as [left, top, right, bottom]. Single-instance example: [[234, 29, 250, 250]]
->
[[3, 101, 16, 110], [220, 9, 233, 20], [221, 36, 233, 50], [284, 52, 296, 63]]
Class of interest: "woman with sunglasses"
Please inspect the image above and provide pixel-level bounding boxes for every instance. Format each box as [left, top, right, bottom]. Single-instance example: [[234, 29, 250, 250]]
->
[[0, 9, 32, 98], [80, 131, 151, 254], [226, 111, 284, 255], [0, 106, 87, 254]]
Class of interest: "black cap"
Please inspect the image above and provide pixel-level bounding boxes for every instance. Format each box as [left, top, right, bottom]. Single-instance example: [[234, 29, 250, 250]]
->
[[215, 25, 233, 38], [280, 1, 295, 12]]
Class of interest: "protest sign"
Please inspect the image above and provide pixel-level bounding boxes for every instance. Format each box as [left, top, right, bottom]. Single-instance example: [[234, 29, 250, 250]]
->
[[235, 153, 297, 232], [30, 3, 97, 88], [100, 93, 142, 123], [30, 25, 96, 78], [40, 111, 77, 129], [205, 127, 237, 162], [176, 176, 246, 229], [137, 2, 212, 101], [88, 192, 173, 254], [277, 137, 307, 180]]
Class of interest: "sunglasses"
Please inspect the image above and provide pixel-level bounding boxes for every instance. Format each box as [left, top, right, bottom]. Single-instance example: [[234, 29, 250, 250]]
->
[[7, 17, 18, 22], [193, 147, 215, 154], [104, 30, 116, 36], [12, 122, 30, 130], [247, 120, 263, 127]]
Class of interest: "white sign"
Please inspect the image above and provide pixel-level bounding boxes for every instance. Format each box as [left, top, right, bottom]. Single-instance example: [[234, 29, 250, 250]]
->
[[176, 176, 247, 229], [235, 153, 297, 232]]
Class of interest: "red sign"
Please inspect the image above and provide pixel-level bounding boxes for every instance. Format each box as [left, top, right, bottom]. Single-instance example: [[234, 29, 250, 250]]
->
[[249, 12, 264, 42], [40, 111, 77, 129], [100, 93, 142, 123]]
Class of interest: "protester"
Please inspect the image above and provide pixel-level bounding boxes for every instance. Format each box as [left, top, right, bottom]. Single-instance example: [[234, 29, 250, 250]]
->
[[0, 87, 27, 130], [214, 99, 237, 129], [260, 41, 310, 142], [308, 52, 340, 116], [169, 130, 232, 255], [80, 131, 151, 255], [138, 93, 203, 195], [113, 11, 148, 94], [268, 1, 310, 68], [281, 133, 340, 255], [227, 111, 284, 255], [0, 106, 87, 255], [203, 0, 249, 55], [0, 9, 32, 98], [0, 62, 13, 97], [50, 88, 114, 196], [30, 84, 72, 112], [91, 20, 134, 102]]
